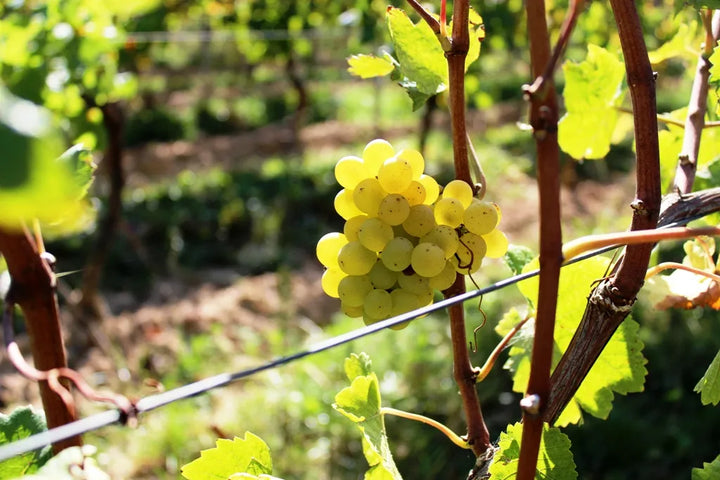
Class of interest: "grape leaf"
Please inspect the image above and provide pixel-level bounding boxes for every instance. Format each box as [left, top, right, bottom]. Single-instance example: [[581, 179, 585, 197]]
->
[[504, 245, 536, 276], [21, 445, 108, 480], [488, 422, 577, 480], [180, 432, 276, 480], [498, 256, 647, 426], [648, 21, 701, 65], [347, 54, 396, 79], [0, 406, 51, 478], [694, 350, 720, 406], [558, 45, 625, 160], [710, 43, 720, 88], [333, 353, 402, 480], [692, 454, 720, 480]]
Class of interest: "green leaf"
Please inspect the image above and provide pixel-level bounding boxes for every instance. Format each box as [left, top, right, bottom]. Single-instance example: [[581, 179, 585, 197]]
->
[[21, 445, 108, 480], [386, 7, 447, 96], [0, 406, 51, 478], [506, 256, 647, 426], [692, 454, 720, 480], [334, 354, 402, 480], [181, 432, 275, 480], [694, 350, 720, 406], [488, 422, 577, 480], [558, 45, 625, 160], [504, 245, 536, 276], [347, 54, 395, 79], [648, 21, 701, 65], [677, 0, 720, 10], [710, 43, 720, 87]]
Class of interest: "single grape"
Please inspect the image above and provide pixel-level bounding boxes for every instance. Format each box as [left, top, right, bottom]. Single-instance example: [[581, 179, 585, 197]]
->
[[335, 155, 368, 189], [343, 215, 368, 242], [369, 260, 398, 289], [442, 180, 474, 208], [390, 288, 420, 317], [334, 189, 364, 220], [411, 242, 446, 278], [482, 229, 509, 258], [401, 181, 426, 206], [380, 236, 414, 272], [316, 232, 348, 269], [398, 272, 431, 295], [377, 193, 410, 226], [416, 289, 434, 308], [434, 197, 464, 228], [338, 275, 373, 307], [321, 268, 346, 298], [402, 204, 436, 237], [378, 156, 413, 193], [397, 148, 425, 180], [455, 232, 487, 274], [363, 139, 395, 176], [464, 200, 499, 235], [428, 260, 457, 291], [418, 174, 440, 205], [353, 177, 386, 216], [358, 217, 394, 252], [338, 241, 377, 275], [364, 288, 393, 320], [341, 302, 364, 318], [421, 225, 459, 258]]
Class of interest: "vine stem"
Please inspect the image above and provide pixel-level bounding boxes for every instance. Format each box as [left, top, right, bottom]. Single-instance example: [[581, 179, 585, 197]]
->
[[476, 315, 530, 383], [517, 0, 563, 474], [645, 262, 720, 283], [381, 407, 470, 449]]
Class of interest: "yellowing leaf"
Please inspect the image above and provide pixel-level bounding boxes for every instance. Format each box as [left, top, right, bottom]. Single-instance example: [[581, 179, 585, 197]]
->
[[347, 54, 395, 79]]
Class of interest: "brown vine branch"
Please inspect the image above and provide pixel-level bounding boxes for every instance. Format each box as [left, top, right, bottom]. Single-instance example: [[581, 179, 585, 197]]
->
[[518, 0, 563, 476], [672, 10, 720, 194]]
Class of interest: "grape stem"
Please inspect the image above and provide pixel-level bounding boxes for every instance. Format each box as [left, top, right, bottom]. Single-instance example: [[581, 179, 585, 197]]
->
[[645, 262, 720, 283], [381, 407, 470, 449]]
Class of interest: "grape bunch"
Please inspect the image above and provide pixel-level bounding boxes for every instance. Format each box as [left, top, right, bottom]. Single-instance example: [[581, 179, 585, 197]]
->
[[317, 139, 508, 328]]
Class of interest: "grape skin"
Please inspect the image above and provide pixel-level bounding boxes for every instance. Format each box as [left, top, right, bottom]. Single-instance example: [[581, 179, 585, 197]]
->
[[411, 242, 446, 278], [464, 200, 498, 235], [364, 288, 393, 321], [316, 232, 348, 269], [378, 156, 413, 193], [362, 139, 395, 175], [358, 217, 394, 252], [402, 204, 435, 237], [378, 194, 410, 226], [335, 155, 368, 189], [338, 275, 373, 307], [353, 178, 386, 216], [442, 179, 474, 208], [380, 237, 414, 272], [338, 241, 377, 275]]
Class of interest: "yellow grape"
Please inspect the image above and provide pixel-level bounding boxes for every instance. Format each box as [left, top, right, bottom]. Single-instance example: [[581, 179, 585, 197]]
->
[[380, 236, 414, 272], [377, 193, 410, 226], [358, 217, 394, 252], [316, 232, 348, 269], [321, 268, 345, 298], [341, 302, 364, 318], [418, 174, 440, 205], [401, 181, 426, 206], [397, 272, 431, 295], [411, 243, 446, 278], [369, 260, 398, 289], [420, 225, 459, 258], [464, 200, 499, 235], [362, 139, 395, 176], [363, 288, 393, 320], [434, 197, 465, 228], [338, 241, 377, 275], [455, 232, 487, 274], [378, 156, 413, 193], [335, 155, 368, 189], [343, 215, 368, 242], [353, 177, 386, 216], [442, 180, 474, 208], [390, 288, 420, 317], [428, 260, 457, 291], [338, 275, 373, 307], [402, 204, 436, 237], [334, 189, 363, 220], [482, 229, 509, 258], [397, 148, 425, 180]]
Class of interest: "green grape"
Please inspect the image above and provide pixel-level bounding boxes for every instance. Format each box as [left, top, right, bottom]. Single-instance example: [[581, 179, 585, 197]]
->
[[334, 189, 363, 220], [411, 242, 447, 277], [381, 236, 414, 271], [341, 302, 364, 318], [418, 174, 440, 205], [316, 232, 348, 269], [353, 177, 386, 216], [402, 204, 435, 237], [398, 272, 431, 295], [362, 139, 395, 176], [464, 200, 499, 235], [363, 288, 393, 320], [428, 260, 457, 291], [335, 155, 368, 189], [455, 232, 487, 274], [369, 260, 398, 289], [442, 179, 474, 208], [421, 225, 459, 258], [338, 241, 377, 275], [482, 228, 509, 258], [378, 156, 413, 193], [338, 275, 373, 307], [397, 148, 424, 180], [434, 197, 464, 228], [321, 268, 346, 298], [416, 289, 434, 308], [390, 288, 419, 317], [358, 217, 394, 252], [377, 193, 410, 226], [401, 181, 426, 206], [343, 215, 368, 242]]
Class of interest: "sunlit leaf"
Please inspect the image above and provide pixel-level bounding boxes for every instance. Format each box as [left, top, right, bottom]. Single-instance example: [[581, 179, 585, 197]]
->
[[504, 245, 536, 276], [648, 21, 701, 65], [558, 45, 625, 160], [488, 422, 577, 480], [0, 406, 51, 478], [347, 54, 395, 79], [333, 353, 402, 480], [180, 432, 275, 480], [694, 350, 720, 406], [692, 454, 720, 480], [710, 43, 720, 88]]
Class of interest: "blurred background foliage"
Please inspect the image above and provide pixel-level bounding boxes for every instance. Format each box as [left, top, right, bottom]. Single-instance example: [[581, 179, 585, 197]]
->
[[1, 0, 720, 478]]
